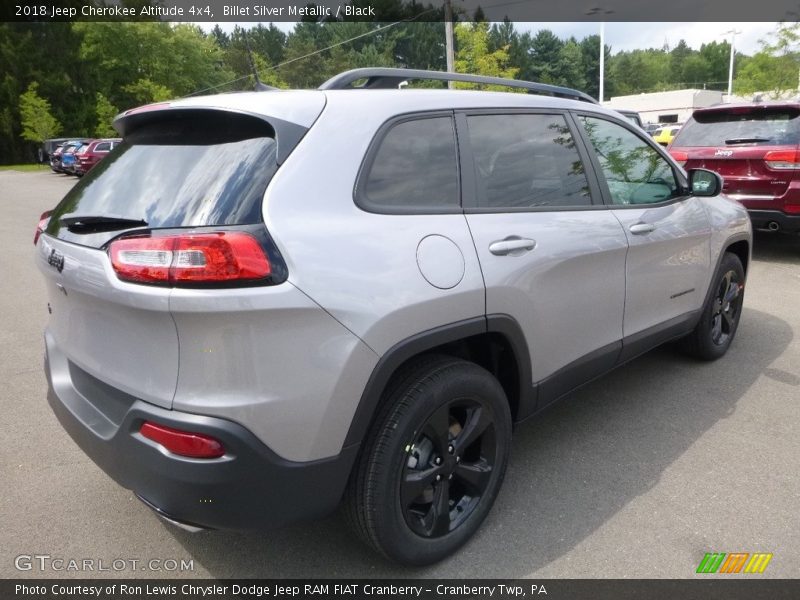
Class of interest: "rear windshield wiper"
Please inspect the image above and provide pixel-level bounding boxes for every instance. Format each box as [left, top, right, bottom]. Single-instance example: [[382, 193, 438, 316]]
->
[[60, 214, 148, 232], [724, 137, 771, 144]]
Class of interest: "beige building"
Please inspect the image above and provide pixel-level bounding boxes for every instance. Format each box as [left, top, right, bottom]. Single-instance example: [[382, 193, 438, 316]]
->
[[604, 89, 724, 125], [605, 89, 798, 125]]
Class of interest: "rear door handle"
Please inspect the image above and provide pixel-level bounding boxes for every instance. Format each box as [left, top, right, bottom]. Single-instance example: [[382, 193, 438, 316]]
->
[[629, 223, 656, 235], [488, 237, 536, 256]]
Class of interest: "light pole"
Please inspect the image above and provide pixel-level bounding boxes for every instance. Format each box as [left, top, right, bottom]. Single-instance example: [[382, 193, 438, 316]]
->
[[599, 22, 605, 104], [444, 0, 455, 89], [723, 29, 742, 102]]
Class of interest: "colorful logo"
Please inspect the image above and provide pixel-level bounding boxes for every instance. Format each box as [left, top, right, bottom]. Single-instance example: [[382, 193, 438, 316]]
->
[[696, 552, 773, 574]]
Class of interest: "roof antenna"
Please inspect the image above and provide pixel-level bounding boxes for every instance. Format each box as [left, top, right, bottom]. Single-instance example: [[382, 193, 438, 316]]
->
[[243, 30, 275, 91]]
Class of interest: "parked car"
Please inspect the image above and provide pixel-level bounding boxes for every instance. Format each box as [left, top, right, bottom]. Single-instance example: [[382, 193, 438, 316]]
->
[[653, 124, 682, 146], [60, 142, 87, 175], [616, 109, 644, 129], [49, 144, 66, 173], [74, 138, 121, 176], [36, 68, 751, 566], [53, 139, 90, 174], [670, 101, 800, 233], [644, 123, 661, 136], [42, 138, 72, 163]]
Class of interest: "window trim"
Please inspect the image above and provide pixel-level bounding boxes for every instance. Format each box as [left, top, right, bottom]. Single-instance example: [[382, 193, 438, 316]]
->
[[570, 110, 691, 210], [353, 111, 463, 215], [456, 108, 606, 214]]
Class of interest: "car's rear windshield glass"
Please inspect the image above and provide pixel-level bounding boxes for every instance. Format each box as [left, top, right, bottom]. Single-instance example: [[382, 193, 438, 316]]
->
[[673, 108, 800, 147], [46, 112, 279, 244]]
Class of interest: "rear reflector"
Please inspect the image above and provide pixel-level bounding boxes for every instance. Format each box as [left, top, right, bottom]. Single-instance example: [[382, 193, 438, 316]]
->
[[764, 150, 800, 170], [109, 231, 270, 285], [34, 210, 52, 245], [140, 422, 225, 459], [669, 150, 688, 166]]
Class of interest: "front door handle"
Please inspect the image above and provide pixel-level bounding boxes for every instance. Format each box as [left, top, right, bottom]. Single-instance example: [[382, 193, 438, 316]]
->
[[629, 223, 656, 235], [488, 237, 537, 256]]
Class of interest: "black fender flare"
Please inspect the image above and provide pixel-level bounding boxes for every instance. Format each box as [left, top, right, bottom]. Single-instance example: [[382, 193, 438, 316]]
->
[[343, 314, 533, 448]]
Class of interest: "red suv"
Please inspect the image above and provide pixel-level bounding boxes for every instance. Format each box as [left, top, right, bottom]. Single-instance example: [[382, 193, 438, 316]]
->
[[75, 138, 121, 176], [670, 102, 800, 233]]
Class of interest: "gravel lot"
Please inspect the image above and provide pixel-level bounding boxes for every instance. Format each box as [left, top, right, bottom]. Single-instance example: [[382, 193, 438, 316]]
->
[[1, 170, 798, 579]]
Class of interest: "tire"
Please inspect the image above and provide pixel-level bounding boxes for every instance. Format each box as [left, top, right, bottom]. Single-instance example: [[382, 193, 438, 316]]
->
[[345, 355, 512, 565], [681, 252, 745, 360]]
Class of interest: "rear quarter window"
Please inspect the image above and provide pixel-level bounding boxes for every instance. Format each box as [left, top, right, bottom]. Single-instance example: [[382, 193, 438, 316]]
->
[[357, 115, 459, 212]]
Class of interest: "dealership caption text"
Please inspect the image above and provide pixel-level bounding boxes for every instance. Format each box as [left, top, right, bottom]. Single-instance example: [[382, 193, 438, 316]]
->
[[16, 583, 548, 597], [14, 3, 375, 19]]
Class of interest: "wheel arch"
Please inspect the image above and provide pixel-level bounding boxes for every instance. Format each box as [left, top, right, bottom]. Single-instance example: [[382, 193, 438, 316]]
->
[[725, 238, 750, 277], [343, 315, 533, 449]]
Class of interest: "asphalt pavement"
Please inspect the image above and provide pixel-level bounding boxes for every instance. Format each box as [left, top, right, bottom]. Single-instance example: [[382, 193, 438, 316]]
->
[[1, 169, 798, 579]]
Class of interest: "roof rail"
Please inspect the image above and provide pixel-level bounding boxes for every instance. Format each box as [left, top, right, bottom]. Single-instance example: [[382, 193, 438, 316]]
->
[[319, 68, 598, 104]]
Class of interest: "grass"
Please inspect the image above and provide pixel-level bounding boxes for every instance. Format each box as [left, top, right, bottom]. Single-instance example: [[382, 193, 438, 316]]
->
[[0, 163, 50, 172]]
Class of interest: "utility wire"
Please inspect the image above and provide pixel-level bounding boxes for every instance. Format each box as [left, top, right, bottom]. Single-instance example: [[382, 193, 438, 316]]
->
[[183, 8, 439, 97], [264, 8, 439, 72]]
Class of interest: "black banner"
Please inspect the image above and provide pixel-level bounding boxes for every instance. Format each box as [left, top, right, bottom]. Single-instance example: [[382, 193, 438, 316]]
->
[[3, 0, 800, 23], [4, 579, 800, 600]]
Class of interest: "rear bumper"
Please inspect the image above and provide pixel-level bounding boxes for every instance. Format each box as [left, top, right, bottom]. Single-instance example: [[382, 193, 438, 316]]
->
[[45, 340, 358, 531], [747, 210, 800, 233]]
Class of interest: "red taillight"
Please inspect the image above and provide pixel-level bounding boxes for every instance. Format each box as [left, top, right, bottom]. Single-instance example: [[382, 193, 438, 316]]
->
[[669, 150, 688, 166], [764, 150, 800, 170], [34, 210, 52, 245], [109, 232, 270, 285], [140, 422, 225, 459]]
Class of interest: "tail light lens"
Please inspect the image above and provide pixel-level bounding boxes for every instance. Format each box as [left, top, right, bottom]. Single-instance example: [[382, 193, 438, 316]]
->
[[140, 422, 225, 459], [669, 150, 688, 167], [34, 210, 52, 245], [764, 150, 800, 170], [109, 231, 270, 286]]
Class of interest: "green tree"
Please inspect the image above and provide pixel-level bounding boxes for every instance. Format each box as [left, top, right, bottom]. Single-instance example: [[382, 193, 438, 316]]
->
[[735, 22, 800, 97], [528, 30, 564, 83], [19, 82, 61, 143], [580, 35, 612, 100], [555, 38, 587, 90], [95, 93, 119, 137], [454, 22, 519, 90]]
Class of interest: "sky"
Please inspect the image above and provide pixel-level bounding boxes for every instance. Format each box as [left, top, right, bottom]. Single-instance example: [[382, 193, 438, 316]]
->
[[199, 22, 779, 56]]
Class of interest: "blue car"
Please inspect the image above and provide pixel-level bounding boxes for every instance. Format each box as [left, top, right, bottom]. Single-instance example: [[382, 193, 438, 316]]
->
[[58, 139, 91, 175]]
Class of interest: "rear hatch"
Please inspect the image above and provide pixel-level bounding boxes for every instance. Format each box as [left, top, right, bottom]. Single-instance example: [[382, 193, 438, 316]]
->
[[670, 104, 800, 205], [37, 100, 320, 408]]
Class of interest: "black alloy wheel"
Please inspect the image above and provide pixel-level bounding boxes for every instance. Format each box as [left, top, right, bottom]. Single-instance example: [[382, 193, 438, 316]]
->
[[710, 268, 742, 346], [345, 355, 512, 565], [401, 399, 497, 538], [681, 252, 745, 360]]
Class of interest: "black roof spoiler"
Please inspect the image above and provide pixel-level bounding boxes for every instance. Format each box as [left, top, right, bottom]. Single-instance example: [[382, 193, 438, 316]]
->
[[319, 68, 597, 104]]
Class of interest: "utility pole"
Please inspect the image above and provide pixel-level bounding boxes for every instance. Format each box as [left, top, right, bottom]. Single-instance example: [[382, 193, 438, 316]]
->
[[599, 22, 605, 104], [723, 29, 741, 102], [444, 0, 455, 89]]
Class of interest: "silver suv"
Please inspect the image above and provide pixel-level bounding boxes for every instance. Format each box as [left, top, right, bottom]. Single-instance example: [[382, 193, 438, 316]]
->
[[36, 68, 751, 566]]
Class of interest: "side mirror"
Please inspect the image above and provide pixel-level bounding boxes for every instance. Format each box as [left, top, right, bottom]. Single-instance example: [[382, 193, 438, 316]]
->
[[688, 168, 723, 197]]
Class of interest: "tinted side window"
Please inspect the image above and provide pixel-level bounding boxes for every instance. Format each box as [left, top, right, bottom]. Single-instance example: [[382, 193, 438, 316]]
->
[[362, 117, 458, 210], [95, 142, 111, 152], [580, 116, 679, 206], [467, 114, 591, 209]]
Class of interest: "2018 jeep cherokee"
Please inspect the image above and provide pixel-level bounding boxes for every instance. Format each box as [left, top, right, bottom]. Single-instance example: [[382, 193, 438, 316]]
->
[[36, 68, 752, 565]]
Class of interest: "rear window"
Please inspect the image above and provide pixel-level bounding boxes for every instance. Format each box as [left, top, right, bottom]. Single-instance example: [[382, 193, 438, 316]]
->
[[46, 112, 279, 245], [673, 107, 800, 147]]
